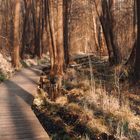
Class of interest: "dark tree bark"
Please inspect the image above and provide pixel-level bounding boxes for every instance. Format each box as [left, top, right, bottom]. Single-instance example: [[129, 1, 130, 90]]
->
[[101, 0, 122, 65], [125, 44, 136, 66], [21, 0, 31, 59], [31, 0, 44, 58], [134, 0, 140, 79], [94, 0, 122, 65]]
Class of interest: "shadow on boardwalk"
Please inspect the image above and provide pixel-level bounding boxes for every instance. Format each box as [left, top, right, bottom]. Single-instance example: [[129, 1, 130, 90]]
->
[[0, 68, 49, 140]]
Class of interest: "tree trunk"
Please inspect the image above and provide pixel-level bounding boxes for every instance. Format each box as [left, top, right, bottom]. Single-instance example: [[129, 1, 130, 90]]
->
[[101, 0, 122, 65], [55, 0, 64, 76], [134, 0, 140, 79], [45, 0, 64, 100], [21, 0, 31, 59], [63, 0, 70, 67], [94, 0, 122, 65], [12, 0, 21, 69]]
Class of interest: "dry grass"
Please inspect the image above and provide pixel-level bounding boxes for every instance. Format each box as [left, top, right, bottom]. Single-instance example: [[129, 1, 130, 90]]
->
[[63, 59, 140, 139], [33, 55, 140, 140]]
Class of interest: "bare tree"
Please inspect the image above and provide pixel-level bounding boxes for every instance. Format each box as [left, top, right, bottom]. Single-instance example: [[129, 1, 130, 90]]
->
[[44, 0, 65, 100]]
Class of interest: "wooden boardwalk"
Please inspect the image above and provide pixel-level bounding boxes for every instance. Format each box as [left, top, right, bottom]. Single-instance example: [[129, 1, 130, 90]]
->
[[0, 67, 50, 140]]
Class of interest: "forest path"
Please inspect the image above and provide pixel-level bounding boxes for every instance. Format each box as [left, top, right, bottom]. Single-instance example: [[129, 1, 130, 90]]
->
[[0, 67, 50, 140]]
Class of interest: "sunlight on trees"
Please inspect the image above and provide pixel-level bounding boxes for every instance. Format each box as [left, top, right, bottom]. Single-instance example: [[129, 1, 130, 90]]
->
[[0, 0, 140, 140]]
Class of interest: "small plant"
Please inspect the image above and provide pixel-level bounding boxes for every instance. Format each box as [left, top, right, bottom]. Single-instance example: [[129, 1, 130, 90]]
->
[[21, 60, 28, 68], [0, 73, 6, 82]]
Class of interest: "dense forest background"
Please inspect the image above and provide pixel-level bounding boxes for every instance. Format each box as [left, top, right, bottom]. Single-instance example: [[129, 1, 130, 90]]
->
[[0, 0, 136, 68], [0, 0, 140, 140]]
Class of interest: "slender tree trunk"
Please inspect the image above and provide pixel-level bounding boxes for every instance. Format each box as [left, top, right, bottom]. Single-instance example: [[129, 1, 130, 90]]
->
[[134, 0, 140, 79], [32, 1, 40, 58], [93, 18, 99, 51], [12, 0, 21, 69], [55, 0, 64, 76], [46, 0, 57, 72], [21, 0, 31, 59], [63, 0, 70, 67], [54, 0, 64, 98]]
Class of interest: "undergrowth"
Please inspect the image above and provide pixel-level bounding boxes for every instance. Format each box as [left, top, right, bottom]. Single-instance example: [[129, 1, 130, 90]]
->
[[0, 72, 6, 82], [33, 55, 140, 140]]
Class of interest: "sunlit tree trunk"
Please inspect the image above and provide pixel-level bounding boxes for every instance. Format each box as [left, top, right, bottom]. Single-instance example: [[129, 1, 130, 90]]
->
[[63, 0, 70, 66], [47, 0, 64, 76], [93, 17, 99, 51], [47, 0, 57, 73], [12, 0, 21, 69], [55, 0, 64, 76], [45, 0, 64, 100]]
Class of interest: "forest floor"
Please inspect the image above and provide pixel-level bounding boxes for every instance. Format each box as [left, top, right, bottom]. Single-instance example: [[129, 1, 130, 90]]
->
[[32, 54, 140, 140]]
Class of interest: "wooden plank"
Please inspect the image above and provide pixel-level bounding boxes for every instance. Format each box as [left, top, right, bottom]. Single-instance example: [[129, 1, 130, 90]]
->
[[0, 68, 50, 140]]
